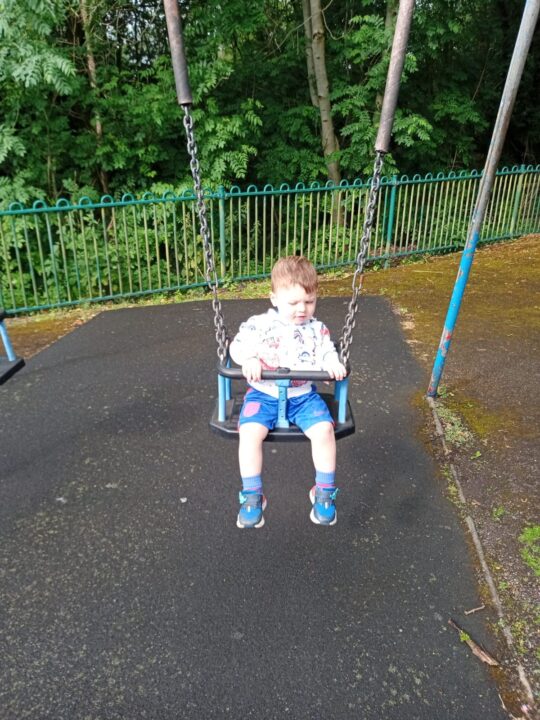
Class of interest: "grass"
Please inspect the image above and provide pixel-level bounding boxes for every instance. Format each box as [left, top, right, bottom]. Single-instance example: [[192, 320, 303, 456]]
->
[[433, 402, 474, 446], [519, 525, 540, 577]]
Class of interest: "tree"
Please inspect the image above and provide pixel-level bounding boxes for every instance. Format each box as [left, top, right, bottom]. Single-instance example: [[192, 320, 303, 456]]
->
[[77, 0, 109, 194], [302, 0, 341, 184], [0, 0, 76, 202], [1, 0, 539, 205]]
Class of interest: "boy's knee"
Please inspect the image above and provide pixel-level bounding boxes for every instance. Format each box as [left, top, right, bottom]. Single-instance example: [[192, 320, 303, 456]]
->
[[307, 421, 335, 443], [240, 422, 269, 441]]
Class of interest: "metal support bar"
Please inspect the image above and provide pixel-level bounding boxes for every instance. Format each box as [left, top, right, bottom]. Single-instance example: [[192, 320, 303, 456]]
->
[[384, 175, 398, 267], [218, 185, 227, 278], [334, 378, 349, 425], [428, 0, 540, 397], [375, 0, 415, 153], [163, 0, 193, 106], [0, 320, 17, 362], [218, 374, 228, 422], [275, 379, 291, 429]]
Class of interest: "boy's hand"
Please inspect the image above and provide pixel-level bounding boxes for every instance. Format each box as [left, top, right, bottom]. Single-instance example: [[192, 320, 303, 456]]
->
[[324, 358, 347, 381], [242, 357, 263, 383]]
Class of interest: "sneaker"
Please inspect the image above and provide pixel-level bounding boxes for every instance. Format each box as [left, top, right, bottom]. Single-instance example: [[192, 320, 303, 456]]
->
[[309, 486, 339, 526], [237, 491, 267, 529]]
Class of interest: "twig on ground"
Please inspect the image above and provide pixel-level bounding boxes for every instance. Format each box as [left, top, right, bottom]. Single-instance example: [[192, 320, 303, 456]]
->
[[464, 604, 486, 615], [448, 618, 500, 666]]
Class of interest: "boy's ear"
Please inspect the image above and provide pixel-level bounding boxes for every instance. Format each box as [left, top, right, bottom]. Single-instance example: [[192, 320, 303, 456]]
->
[[270, 292, 277, 306]]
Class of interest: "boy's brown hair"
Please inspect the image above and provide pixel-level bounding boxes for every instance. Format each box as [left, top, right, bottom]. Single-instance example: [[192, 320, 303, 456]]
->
[[271, 256, 318, 294]]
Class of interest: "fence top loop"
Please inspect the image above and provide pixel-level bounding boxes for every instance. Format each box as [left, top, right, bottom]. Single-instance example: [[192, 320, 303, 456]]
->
[[100, 195, 115, 205], [309, 181, 322, 189], [294, 182, 306, 191], [8, 201, 25, 212], [161, 190, 177, 202], [279, 183, 291, 191], [78, 196, 94, 206], [263, 183, 274, 192], [229, 186, 242, 195], [32, 200, 48, 210], [56, 198, 71, 208], [436, 172, 446, 179], [141, 191, 157, 201], [246, 184, 258, 193], [121, 193, 136, 202]]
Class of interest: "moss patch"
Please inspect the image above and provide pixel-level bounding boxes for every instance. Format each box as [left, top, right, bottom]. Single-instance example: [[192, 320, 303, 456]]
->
[[444, 392, 532, 441]]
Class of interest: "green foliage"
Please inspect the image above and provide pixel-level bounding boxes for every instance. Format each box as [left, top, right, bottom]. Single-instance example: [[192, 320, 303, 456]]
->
[[519, 525, 540, 577], [0, 126, 26, 164], [1, 0, 539, 205]]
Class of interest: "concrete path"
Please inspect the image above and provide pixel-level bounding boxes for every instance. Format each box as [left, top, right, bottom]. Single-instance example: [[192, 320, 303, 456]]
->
[[0, 298, 506, 719]]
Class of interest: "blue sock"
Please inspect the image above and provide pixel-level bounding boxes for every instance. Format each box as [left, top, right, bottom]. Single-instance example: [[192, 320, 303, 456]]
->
[[315, 469, 335, 490], [241, 474, 263, 494]]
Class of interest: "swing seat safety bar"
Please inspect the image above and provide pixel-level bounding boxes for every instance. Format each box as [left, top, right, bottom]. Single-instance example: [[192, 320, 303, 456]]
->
[[210, 362, 355, 442]]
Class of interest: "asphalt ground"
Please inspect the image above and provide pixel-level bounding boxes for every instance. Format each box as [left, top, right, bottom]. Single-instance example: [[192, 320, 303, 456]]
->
[[0, 298, 507, 719]]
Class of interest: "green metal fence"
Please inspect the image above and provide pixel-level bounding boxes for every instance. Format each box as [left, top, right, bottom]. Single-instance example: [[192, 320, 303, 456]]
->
[[1, 165, 539, 314]]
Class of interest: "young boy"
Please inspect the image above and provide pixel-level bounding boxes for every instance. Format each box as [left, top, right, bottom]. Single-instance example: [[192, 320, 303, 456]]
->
[[229, 255, 347, 529]]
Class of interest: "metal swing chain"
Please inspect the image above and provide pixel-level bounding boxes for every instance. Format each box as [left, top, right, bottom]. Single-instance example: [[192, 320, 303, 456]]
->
[[339, 150, 385, 367], [183, 92, 384, 368], [182, 106, 229, 363]]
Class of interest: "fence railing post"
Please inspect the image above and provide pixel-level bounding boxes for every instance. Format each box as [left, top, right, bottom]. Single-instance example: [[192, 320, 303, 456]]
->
[[384, 175, 398, 267], [218, 185, 226, 278], [510, 164, 526, 235]]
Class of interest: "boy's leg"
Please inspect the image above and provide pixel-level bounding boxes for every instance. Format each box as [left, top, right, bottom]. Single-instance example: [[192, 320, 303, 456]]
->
[[237, 422, 269, 529], [239, 421, 269, 485], [304, 420, 336, 475], [304, 421, 339, 526]]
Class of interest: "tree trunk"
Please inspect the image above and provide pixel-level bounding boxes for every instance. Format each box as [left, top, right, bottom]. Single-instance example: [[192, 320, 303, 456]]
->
[[308, 0, 341, 185], [79, 0, 109, 195], [302, 0, 319, 109]]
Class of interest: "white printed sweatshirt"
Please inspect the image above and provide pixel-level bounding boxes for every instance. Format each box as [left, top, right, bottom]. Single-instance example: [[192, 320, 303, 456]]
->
[[229, 308, 340, 398]]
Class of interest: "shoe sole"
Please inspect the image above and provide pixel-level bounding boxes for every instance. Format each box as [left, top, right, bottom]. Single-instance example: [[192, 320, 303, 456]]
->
[[237, 497, 267, 529], [309, 488, 337, 526]]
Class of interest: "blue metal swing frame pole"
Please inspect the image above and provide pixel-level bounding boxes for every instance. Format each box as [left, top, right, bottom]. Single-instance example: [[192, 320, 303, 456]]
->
[[427, 0, 540, 397]]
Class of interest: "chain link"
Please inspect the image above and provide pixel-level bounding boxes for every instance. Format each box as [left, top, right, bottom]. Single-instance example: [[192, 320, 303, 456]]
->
[[183, 107, 229, 362], [339, 151, 385, 366]]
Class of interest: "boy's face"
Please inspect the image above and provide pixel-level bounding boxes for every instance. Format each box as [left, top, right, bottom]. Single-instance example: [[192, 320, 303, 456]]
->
[[270, 283, 317, 324]]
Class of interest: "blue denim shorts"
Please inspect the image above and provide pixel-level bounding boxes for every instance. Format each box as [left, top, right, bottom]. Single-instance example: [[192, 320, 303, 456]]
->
[[238, 387, 334, 432]]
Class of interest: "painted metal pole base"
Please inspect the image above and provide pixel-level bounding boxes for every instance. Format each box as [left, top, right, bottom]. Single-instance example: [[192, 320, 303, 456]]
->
[[0, 357, 25, 385]]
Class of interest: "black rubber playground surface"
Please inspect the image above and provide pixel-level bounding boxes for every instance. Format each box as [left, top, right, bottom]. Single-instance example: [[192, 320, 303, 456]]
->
[[1, 298, 506, 719]]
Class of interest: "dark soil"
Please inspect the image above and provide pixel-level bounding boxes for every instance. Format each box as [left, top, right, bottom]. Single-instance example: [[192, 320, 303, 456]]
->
[[5, 235, 539, 716]]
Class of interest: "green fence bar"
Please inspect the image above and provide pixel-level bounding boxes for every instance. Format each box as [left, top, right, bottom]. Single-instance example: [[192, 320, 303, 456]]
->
[[0, 165, 539, 314]]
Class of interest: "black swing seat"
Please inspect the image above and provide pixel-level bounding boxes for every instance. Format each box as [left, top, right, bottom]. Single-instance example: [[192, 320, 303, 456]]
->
[[0, 309, 25, 386], [210, 365, 355, 442]]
